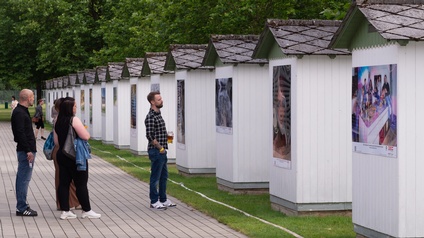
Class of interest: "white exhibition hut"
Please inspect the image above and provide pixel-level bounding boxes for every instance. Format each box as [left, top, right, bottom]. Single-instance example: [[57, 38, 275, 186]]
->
[[121, 58, 149, 155], [107, 62, 130, 149], [67, 73, 81, 119], [45, 79, 54, 122], [79, 69, 91, 129], [61, 76, 71, 98], [75, 71, 85, 121], [330, 1, 424, 237], [164, 44, 216, 175], [89, 67, 102, 140], [142, 52, 176, 163], [252, 19, 352, 215], [83, 69, 102, 139], [45, 74, 79, 122], [96, 65, 114, 144], [202, 35, 269, 192]]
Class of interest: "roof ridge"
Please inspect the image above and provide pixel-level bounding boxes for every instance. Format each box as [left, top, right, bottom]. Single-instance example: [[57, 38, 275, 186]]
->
[[145, 52, 167, 57], [211, 34, 259, 41], [169, 44, 208, 50], [357, 0, 424, 4], [267, 19, 342, 27]]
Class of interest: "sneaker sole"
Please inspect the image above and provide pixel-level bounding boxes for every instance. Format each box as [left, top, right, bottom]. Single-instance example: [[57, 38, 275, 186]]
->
[[16, 211, 38, 216], [16, 213, 38, 217], [60, 216, 77, 220], [82, 215, 101, 219], [150, 205, 167, 210]]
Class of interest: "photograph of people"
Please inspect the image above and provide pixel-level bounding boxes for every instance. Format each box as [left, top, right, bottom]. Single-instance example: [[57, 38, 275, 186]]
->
[[352, 64, 397, 157], [131, 85, 136, 129], [273, 65, 291, 161], [80, 90, 85, 112], [177, 80, 185, 144], [215, 78, 232, 132]]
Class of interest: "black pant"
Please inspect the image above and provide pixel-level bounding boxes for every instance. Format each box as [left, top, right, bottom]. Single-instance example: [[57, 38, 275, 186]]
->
[[57, 150, 91, 211]]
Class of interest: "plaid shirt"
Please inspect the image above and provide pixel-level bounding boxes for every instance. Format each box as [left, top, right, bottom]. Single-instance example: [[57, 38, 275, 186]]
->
[[145, 108, 168, 150]]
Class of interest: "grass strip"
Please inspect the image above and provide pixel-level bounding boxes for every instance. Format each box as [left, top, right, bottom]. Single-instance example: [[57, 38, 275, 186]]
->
[[0, 106, 354, 237]]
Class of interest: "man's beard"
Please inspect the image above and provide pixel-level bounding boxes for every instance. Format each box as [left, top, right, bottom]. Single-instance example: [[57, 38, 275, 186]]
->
[[157, 103, 163, 108]]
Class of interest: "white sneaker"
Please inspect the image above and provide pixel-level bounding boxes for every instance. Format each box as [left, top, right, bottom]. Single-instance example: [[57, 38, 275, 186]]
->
[[150, 201, 166, 210], [162, 199, 176, 207], [81, 210, 101, 219], [60, 211, 77, 220]]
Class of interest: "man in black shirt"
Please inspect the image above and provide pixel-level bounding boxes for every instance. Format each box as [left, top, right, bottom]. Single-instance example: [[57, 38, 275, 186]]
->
[[11, 89, 38, 216]]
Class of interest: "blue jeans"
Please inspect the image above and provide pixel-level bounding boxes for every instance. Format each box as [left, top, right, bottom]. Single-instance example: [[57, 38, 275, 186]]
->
[[148, 148, 168, 204], [16, 151, 36, 212]]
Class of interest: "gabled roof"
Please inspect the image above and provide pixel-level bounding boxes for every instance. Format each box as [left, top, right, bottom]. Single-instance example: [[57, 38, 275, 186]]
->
[[69, 74, 77, 87], [95, 66, 107, 84], [331, 0, 424, 48], [164, 44, 213, 71], [45, 79, 53, 89], [142, 52, 173, 76], [106, 62, 125, 81], [62, 76, 69, 88], [76, 71, 84, 85], [45, 79, 51, 89], [57, 77, 63, 88], [122, 58, 144, 78], [83, 69, 96, 84], [203, 35, 268, 66], [253, 19, 350, 58]]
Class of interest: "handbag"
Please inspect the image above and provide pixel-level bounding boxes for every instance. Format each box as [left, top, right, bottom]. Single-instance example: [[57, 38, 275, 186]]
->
[[62, 117, 76, 160], [32, 117, 39, 123], [42, 131, 55, 160]]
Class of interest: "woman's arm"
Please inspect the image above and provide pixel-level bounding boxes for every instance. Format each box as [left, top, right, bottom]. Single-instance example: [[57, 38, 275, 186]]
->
[[72, 116, 90, 140], [53, 129, 59, 146]]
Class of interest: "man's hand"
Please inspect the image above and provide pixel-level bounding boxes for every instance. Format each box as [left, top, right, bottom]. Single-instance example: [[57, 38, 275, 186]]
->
[[27, 152, 34, 163]]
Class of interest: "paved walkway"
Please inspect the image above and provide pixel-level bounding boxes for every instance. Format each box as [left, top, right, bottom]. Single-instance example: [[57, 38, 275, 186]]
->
[[0, 122, 247, 238]]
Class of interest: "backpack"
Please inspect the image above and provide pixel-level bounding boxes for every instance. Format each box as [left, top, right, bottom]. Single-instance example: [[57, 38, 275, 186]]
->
[[43, 132, 55, 160]]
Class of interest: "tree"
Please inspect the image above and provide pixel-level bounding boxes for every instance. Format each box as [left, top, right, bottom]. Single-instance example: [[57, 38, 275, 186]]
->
[[0, 0, 105, 99], [0, 0, 351, 93]]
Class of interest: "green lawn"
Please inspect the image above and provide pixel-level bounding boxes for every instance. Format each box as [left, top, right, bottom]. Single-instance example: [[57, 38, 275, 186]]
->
[[1, 106, 355, 237]]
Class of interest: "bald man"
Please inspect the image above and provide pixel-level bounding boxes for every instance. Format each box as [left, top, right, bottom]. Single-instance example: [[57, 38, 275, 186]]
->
[[11, 89, 38, 216]]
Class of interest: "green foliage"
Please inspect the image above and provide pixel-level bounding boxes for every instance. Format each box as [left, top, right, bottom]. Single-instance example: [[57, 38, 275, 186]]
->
[[0, 0, 352, 90], [320, 1, 352, 20], [0, 0, 104, 92]]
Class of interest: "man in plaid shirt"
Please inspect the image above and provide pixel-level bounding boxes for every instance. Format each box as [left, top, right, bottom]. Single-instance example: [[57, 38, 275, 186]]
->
[[145, 91, 176, 209]]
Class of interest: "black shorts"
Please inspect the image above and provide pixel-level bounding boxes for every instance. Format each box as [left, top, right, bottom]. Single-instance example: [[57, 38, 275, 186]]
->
[[36, 118, 45, 129]]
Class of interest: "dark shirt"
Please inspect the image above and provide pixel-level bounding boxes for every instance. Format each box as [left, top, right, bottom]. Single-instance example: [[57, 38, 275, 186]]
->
[[382, 82, 390, 95], [11, 104, 36, 152], [145, 108, 168, 150], [34, 104, 43, 118]]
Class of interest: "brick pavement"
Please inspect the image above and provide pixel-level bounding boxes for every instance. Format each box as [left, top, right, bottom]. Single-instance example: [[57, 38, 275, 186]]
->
[[0, 122, 247, 238]]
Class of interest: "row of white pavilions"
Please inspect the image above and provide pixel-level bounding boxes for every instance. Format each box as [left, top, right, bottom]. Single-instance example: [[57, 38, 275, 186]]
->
[[44, 2, 424, 236], [44, 28, 350, 216]]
